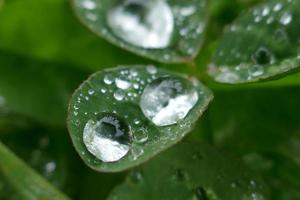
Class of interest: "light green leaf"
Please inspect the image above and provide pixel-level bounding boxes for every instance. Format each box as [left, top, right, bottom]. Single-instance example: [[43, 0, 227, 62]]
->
[[67, 65, 213, 172], [209, 0, 300, 84], [108, 142, 269, 200], [72, 0, 208, 63], [0, 142, 70, 200]]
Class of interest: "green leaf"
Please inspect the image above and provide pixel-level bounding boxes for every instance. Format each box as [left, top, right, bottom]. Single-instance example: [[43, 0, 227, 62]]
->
[[209, 0, 300, 84], [0, 51, 87, 126], [0, 0, 145, 71], [72, 0, 208, 63], [67, 65, 213, 172], [108, 142, 269, 200], [0, 142, 70, 200], [207, 87, 300, 199]]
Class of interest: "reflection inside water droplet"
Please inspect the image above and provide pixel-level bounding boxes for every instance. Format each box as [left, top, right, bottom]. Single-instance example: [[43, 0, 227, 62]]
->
[[107, 0, 174, 48], [140, 76, 198, 126], [252, 47, 275, 65], [83, 113, 132, 162]]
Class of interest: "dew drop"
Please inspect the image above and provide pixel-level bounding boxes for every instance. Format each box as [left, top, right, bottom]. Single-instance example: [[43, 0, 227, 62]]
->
[[104, 74, 114, 85], [146, 65, 157, 74], [140, 76, 198, 126], [107, 0, 174, 49], [280, 12, 292, 25], [88, 89, 95, 95], [115, 76, 131, 89], [114, 89, 125, 101], [83, 113, 132, 162]]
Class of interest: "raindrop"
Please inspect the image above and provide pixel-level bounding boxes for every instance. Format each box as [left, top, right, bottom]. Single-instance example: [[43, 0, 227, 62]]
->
[[115, 76, 131, 89], [133, 127, 148, 143], [104, 74, 114, 85], [88, 89, 95, 95], [280, 12, 292, 25], [140, 76, 199, 126], [107, 0, 174, 49], [146, 65, 157, 74], [129, 170, 143, 184], [83, 113, 132, 162], [252, 47, 274, 65], [114, 89, 125, 101]]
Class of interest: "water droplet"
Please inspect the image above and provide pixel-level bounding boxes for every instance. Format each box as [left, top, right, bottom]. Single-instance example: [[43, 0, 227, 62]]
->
[[280, 12, 292, 25], [83, 113, 132, 162], [115, 76, 131, 89], [44, 161, 56, 174], [88, 89, 95, 95], [133, 127, 148, 143], [146, 65, 157, 74], [249, 65, 264, 77], [114, 89, 125, 101], [194, 187, 208, 200], [107, 0, 174, 48], [101, 88, 107, 93], [81, 0, 96, 10], [273, 3, 282, 12], [140, 76, 198, 126], [104, 74, 114, 85], [252, 47, 274, 65]]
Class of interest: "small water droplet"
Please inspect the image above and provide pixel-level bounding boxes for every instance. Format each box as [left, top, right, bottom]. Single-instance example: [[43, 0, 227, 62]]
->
[[114, 89, 125, 101], [107, 0, 174, 49], [104, 74, 114, 85], [88, 89, 95, 95], [44, 161, 56, 174], [133, 127, 148, 143], [83, 113, 132, 162], [146, 65, 157, 74], [115, 76, 131, 89], [140, 76, 198, 126], [101, 88, 107, 93], [280, 12, 292, 25]]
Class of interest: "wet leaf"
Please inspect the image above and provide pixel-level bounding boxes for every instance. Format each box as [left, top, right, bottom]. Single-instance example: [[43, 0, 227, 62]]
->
[[108, 142, 268, 200], [0, 142, 70, 200], [209, 0, 300, 83], [72, 0, 208, 63], [67, 65, 213, 172]]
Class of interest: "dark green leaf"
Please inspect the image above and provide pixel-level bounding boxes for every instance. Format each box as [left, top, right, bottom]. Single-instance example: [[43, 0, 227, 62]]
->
[[108, 142, 268, 200], [67, 65, 213, 172], [0, 142, 70, 200], [72, 0, 208, 63], [207, 87, 300, 199], [209, 0, 300, 83]]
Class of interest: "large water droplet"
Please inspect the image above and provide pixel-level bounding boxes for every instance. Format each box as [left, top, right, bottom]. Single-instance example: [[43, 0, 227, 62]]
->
[[83, 113, 132, 162], [107, 0, 174, 49], [140, 76, 198, 126], [252, 47, 274, 65]]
